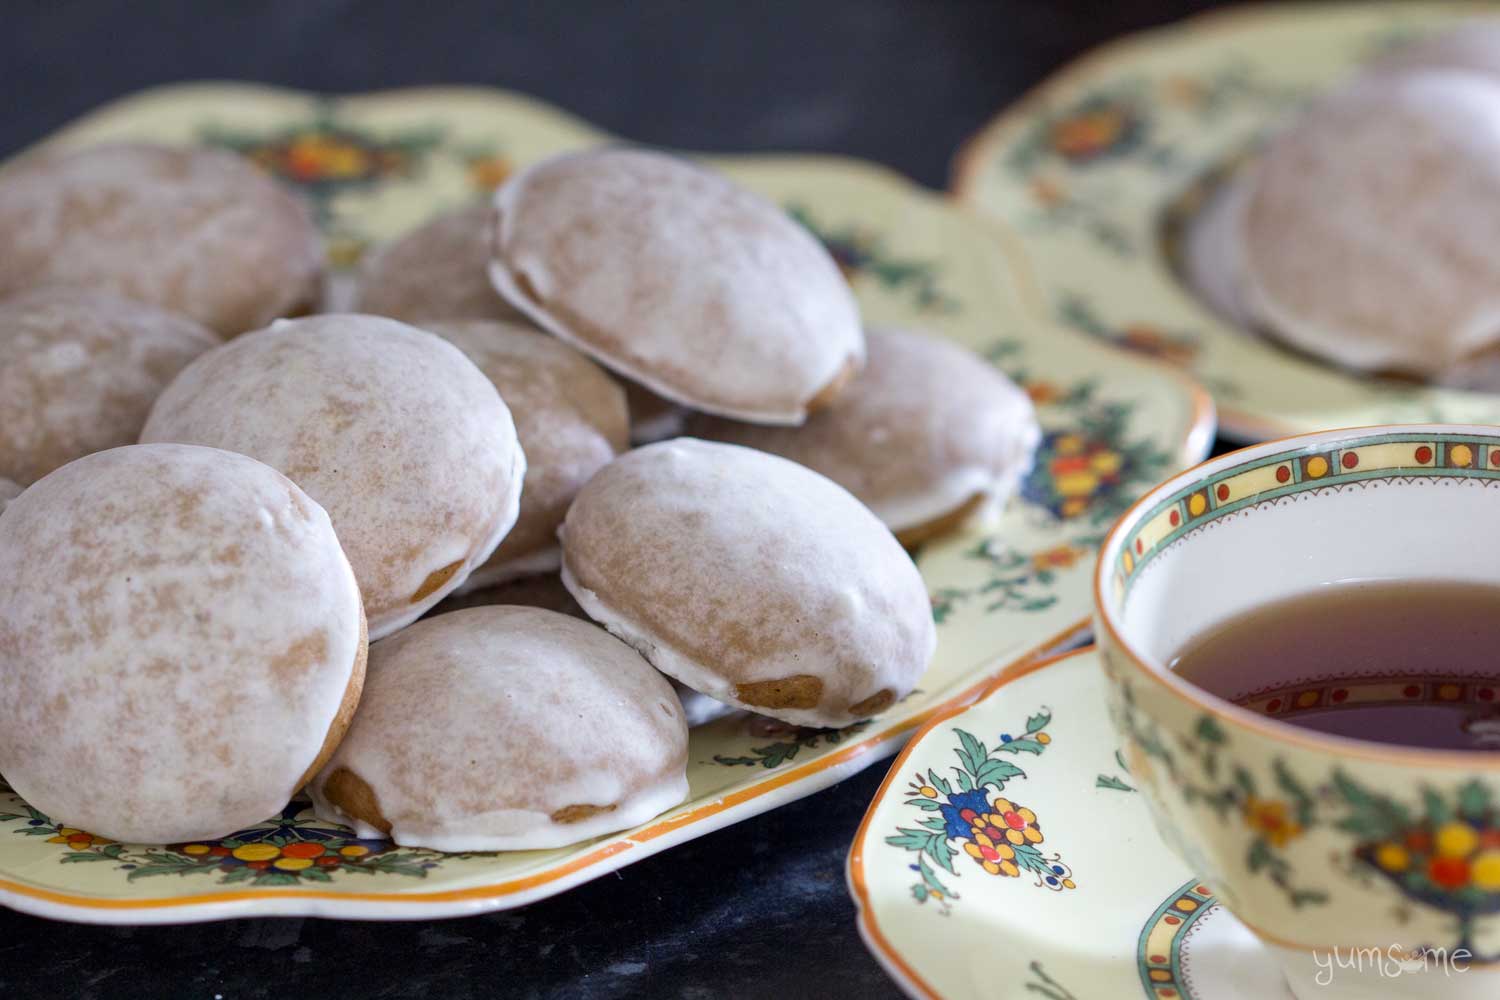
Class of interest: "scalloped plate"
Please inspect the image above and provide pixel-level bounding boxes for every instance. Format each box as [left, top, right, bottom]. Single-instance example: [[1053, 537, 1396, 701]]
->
[[953, 2, 1500, 442], [0, 84, 1211, 923]]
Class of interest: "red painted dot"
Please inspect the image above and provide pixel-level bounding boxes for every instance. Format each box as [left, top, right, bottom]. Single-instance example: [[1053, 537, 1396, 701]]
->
[[1332, 688, 1348, 703], [1150, 954, 1168, 964], [1136, 538, 1144, 555], [1004, 811, 1026, 831], [1194, 885, 1211, 896], [1480, 688, 1495, 702], [1491, 449, 1500, 468], [1215, 483, 1229, 502], [1341, 451, 1359, 470], [1266, 698, 1283, 712], [1159, 991, 1177, 999], [1416, 446, 1433, 464], [1403, 685, 1421, 699], [1275, 465, 1291, 483], [1169, 509, 1180, 527], [1164, 915, 1182, 926]]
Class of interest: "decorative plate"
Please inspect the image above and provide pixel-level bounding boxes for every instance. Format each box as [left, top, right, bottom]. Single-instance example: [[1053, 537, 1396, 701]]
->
[[952, 2, 1500, 442], [847, 647, 1288, 1000], [0, 84, 1212, 924]]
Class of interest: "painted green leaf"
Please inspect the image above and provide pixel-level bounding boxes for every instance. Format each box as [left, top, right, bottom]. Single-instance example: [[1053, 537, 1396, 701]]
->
[[1195, 716, 1227, 745], [973, 759, 1026, 790], [1096, 774, 1134, 792], [955, 729, 987, 778], [1457, 780, 1492, 822], [996, 738, 1046, 757], [1025, 711, 1052, 734], [253, 872, 300, 887], [58, 852, 115, 863], [886, 828, 935, 854], [1422, 788, 1454, 826]]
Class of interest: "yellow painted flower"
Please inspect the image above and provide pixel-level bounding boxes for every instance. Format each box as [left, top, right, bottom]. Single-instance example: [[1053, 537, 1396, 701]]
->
[[1243, 797, 1303, 848], [1435, 821, 1480, 859], [45, 828, 111, 851], [467, 155, 513, 191], [232, 843, 282, 863], [1024, 381, 1061, 405], [1049, 107, 1129, 161], [1471, 849, 1500, 891], [1374, 842, 1411, 873], [1031, 545, 1082, 573]]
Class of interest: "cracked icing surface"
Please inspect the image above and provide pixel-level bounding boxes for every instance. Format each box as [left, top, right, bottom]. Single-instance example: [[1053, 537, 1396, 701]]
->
[[141, 315, 525, 639], [0, 288, 218, 486], [0, 143, 323, 337], [687, 327, 1039, 539], [1235, 71, 1500, 379], [353, 203, 524, 324], [309, 606, 688, 852], [423, 320, 627, 589], [0, 443, 364, 844], [559, 438, 934, 728], [488, 148, 864, 424]]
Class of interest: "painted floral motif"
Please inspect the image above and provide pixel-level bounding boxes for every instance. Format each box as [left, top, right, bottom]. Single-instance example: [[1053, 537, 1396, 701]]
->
[[456, 144, 514, 191], [930, 540, 1084, 622], [886, 709, 1074, 914], [787, 204, 958, 313], [0, 798, 453, 887], [1117, 689, 1500, 958], [713, 719, 871, 769], [1058, 294, 1198, 366]]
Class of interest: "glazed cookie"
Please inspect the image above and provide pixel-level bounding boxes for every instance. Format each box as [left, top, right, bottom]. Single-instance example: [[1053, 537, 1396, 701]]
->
[[489, 148, 864, 424], [687, 328, 1040, 546], [0, 288, 218, 486], [353, 203, 523, 323], [0, 143, 323, 337], [0, 443, 366, 844], [142, 315, 525, 638], [423, 320, 627, 589], [560, 438, 935, 728], [1231, 71, 1500, 380], [0, 478, 21, 514], [309, 606, 689, 851], [1369, 21, 1500, 81]]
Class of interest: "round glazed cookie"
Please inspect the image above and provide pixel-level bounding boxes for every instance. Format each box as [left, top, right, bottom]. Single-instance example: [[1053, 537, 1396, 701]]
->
[[489, 148, 865, 424], [1231, 71, 1500, 379], [0, 288, 218, 486], [0, 478, 21, 515], [0, 443, 366, 844], [0, 143, 323, 337], [352, 203, 523, 323], [687, 328, 1040, 546], [1368, 21, 1500, 81], [422, 319, 628, 589], [560, 438, 935, 728], [309, 606, 689, 851], [141, 315, 525, 639]]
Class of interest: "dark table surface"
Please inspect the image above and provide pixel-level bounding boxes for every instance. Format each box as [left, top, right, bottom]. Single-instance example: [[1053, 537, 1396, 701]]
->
[[0, 2, 1240, 997]]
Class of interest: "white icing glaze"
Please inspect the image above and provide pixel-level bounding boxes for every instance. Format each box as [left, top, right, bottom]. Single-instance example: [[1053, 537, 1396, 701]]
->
[[421, 320, 626, 585], [0, 288, 218, 486], [670, 682, 735, 727], [1234, 71, 1500, 377], [1367, 20, 1500, 81], [0, 143, 323, 336], [141, 315, 525, 638], [559, 438, 935, 728], [353, 203, 523, 323], [307, 606, 689, 851], [0, 443, 363, 844], [687, 328, 1039, 536], [455, 545, 562, 593], [0, 478, 22, 515], [488, 148, 864, 424]]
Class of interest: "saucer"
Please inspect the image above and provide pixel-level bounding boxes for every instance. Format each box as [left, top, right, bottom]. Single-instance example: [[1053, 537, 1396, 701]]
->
[[848, 647, 1291, 999], [952, 2, 1499, 441], [0, 84, 1213, 923]]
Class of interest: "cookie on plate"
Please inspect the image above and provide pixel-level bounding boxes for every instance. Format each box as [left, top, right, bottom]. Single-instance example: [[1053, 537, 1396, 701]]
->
[[0, 443, 366, 844], [353, 203, 522, 324], [560, 438, 934, 728], [309, 606, 689, 851], [0, 289, 218, 486], [489, 148, 864, 424], [0, 143, 322, 337], [1369, 21, 1500, 81], [1230, 71, 1500, 382], [688, 327, 1040, 546], [142, 315, 525, 638], [423, 319, 627, 588]]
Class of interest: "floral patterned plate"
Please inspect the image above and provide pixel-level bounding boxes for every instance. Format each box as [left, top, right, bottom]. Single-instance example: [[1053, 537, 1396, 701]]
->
[[0, 84, 1212, 924], [952, 2, 1500, 442], [847, 647, 1288, 1000]]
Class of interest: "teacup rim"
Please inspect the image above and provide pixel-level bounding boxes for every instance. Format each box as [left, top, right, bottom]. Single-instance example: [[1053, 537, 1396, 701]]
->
[[1095, 421, 1500, 770]]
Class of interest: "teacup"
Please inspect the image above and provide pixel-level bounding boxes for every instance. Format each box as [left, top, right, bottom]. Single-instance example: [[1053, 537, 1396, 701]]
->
[[1095, 425, 1500, 999]]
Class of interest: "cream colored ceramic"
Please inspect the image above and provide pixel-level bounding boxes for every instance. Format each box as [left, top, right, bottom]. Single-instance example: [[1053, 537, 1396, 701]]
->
[[1096, 426, 1500, 997], [0, 83, 1211, 923], [953, 2, 1500, 441], [849, 647, 1289, 1000]]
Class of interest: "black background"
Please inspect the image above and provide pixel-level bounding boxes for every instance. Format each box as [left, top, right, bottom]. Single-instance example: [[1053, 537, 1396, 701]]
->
[[0, 2, 1239, 998]]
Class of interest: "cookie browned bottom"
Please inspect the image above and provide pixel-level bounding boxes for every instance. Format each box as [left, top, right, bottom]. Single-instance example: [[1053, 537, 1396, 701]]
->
[[804, 355, 860, 415], [894, 492, 988, 548], [296, 607, 369, 791]]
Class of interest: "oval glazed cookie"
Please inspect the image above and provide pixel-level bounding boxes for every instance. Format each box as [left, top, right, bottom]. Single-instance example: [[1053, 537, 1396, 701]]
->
[[0, 143, 323, 337], [489, 148, 864, 424], [309, 606, 688, 851], [353, 203, 523, 324], [688, 327, 1040, 546], [1233, 71, 1500, 380], [0, 288, 218, 486], [560, 438, 935, 728], [142, 315, 525, 639], [0, 443, 366, 844], [423, 320, 627, 588]]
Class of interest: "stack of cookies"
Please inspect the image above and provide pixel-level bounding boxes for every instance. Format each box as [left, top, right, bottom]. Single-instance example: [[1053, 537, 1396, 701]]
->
[[0, 142, 1040, 851]]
